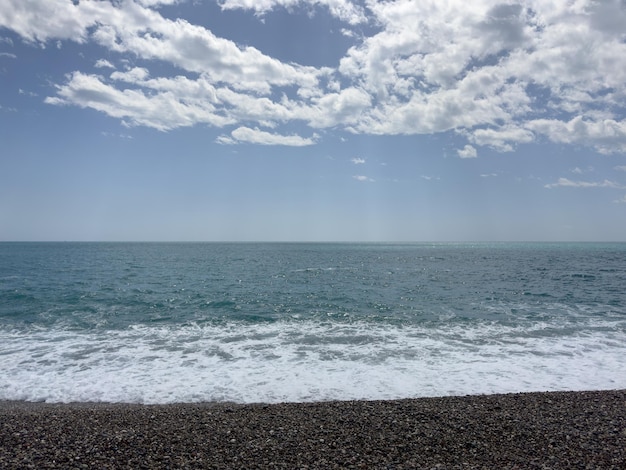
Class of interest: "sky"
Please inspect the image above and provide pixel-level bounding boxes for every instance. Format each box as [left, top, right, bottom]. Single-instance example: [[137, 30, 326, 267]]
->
[[1, 0, 626, 242]]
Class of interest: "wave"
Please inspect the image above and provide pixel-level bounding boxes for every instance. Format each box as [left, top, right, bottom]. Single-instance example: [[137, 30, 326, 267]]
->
[[1, 318, 624, 404]]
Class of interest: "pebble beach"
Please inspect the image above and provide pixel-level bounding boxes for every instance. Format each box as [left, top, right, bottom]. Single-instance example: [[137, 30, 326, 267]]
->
[[1, 389, 625, 469]]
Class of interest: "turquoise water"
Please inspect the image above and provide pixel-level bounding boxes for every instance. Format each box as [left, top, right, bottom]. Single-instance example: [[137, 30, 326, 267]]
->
[[1, 242, 625, 403]]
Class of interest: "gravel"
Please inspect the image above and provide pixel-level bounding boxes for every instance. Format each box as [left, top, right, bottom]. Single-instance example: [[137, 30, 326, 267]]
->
[[1, 390, 625, 469]]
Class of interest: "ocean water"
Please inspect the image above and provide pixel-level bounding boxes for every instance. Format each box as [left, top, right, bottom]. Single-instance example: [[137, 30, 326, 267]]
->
[[1, 242, 625, 404]]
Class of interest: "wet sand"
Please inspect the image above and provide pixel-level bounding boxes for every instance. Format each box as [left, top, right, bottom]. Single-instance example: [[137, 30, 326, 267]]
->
[[1, 389, 625, 469]]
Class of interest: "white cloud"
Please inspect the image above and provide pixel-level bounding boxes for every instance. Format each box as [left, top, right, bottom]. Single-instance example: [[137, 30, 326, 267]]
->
[[94, 59, 115, 69], [353, 175, 374, 182], [136, 0, 180, 6], [614, 195, 626, 204], [217, 0, 367, 25], [1, 0, 626, 154], [544, 178, 625, 189], [218, 126, 317, 146], [0, 52, 16, 58], [338, 0, 626, 151], [527, 116, 626, 154], [306, 87, 372, 128], [0, 104, 18, 112], [0, 0, 109, 43], [110, 67, 150, 83], [0, 0, 321, 90], [457, 144, 477, 159], [340, 28, 356, 38], [92, 10, 320, 93], [45, 71, 232, 131], [18, 88, 37, 97], [571, 166, 594, 175], [101, 131, 133, 139], [351, 157, 365, 164], [468, 126, 535, 152], [615, 166, 626, 172]]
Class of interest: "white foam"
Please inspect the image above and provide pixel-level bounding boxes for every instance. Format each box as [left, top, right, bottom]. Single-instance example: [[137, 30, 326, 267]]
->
[[1, 318, 625, 404]]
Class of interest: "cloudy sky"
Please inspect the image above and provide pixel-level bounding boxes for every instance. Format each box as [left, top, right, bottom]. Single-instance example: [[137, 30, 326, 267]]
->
[[1, 0, 626, 241]]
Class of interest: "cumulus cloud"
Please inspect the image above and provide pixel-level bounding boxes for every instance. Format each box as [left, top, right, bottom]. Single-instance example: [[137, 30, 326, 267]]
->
[[110, 67, 151, 83], [136, 0, 180, 6], [94, 59, 115, 69], [351, 157, 365, 164], [457, 145, 477, 159], [44, 71, 232, 131], [527, 116, 626, 154], [353, 175, 374, 182], [0, 0, 119, 43], [217, 126, 317, 146], [305, 87, 372, 128], [1, 0, 626, 151], [337, 0, 626, 151], [544, 178, 625, 189], [217, 0, 367, 25], [468, 126, 535, 152]]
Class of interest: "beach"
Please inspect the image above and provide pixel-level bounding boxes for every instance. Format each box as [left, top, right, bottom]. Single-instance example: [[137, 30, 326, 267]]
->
[[1, 389, 625, 469]]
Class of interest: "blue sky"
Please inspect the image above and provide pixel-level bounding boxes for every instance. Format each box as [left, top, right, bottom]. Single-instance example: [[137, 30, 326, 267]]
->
[[1, 0, 626, 242]]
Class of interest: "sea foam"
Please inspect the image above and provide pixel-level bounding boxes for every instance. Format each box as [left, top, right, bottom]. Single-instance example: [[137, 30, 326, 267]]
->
[[2, 318, 624, 404]]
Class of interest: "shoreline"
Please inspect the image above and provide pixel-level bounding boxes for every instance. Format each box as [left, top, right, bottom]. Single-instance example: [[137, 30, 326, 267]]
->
[[2, 389, 625, 469]]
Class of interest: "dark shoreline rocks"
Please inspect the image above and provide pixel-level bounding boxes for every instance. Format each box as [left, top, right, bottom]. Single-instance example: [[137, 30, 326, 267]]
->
[[1, 389, 625, 469]]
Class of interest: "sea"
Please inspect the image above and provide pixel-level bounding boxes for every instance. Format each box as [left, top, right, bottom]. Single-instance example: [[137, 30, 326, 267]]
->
[[1, 242, 625, 404]]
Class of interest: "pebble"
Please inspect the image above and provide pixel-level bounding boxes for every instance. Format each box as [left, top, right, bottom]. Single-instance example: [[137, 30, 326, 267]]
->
[[0, 390, 625, 469]]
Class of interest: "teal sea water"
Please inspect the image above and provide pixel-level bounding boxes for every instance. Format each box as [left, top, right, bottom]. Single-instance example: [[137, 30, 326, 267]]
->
[[1, 242, 625, 403]]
